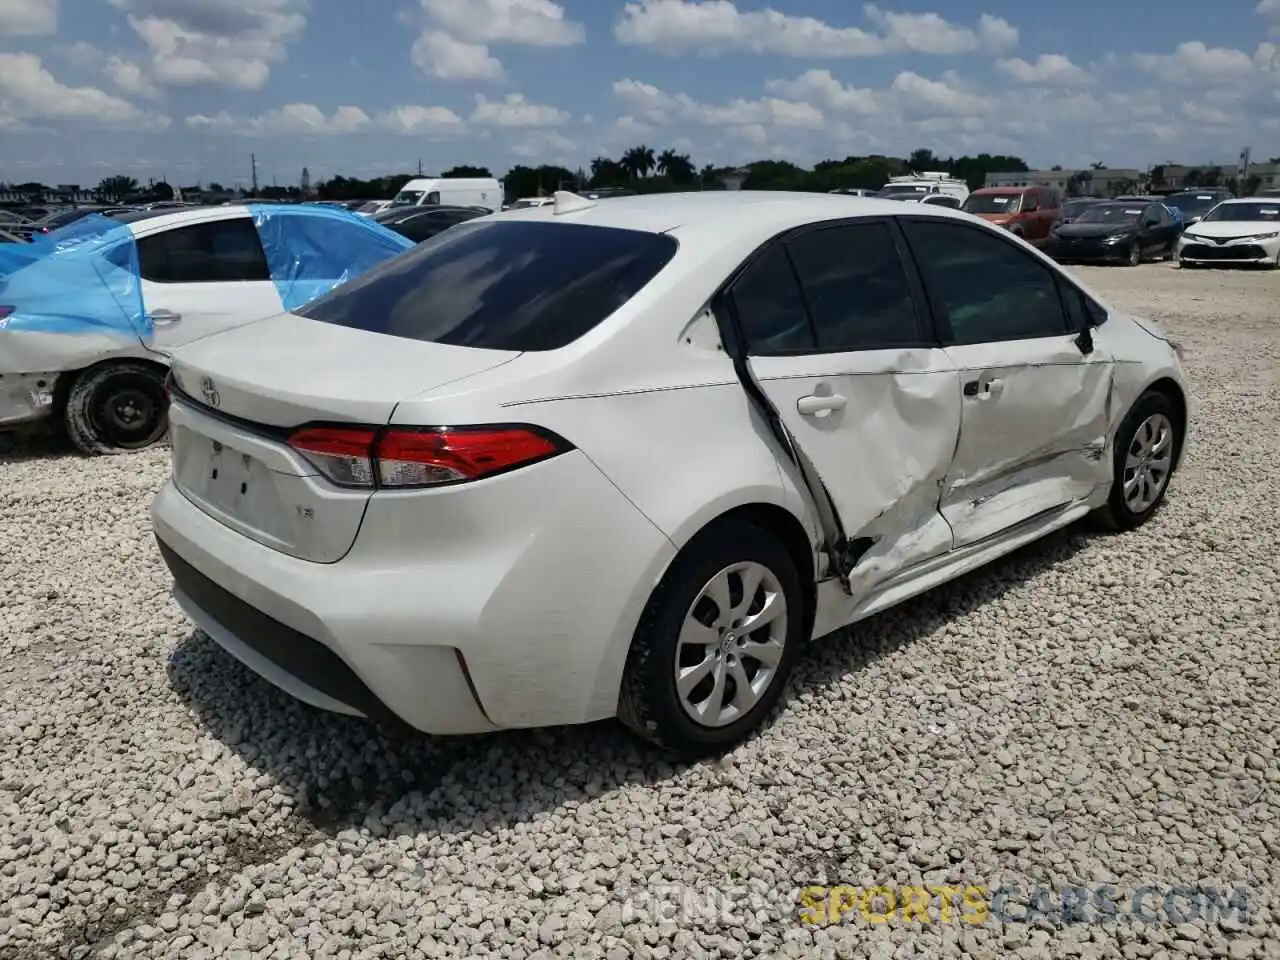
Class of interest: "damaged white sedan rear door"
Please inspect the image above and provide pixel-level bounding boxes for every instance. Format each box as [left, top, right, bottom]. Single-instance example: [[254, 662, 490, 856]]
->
[[899, 218, 1115, 549], [727, 217, 962, 597]]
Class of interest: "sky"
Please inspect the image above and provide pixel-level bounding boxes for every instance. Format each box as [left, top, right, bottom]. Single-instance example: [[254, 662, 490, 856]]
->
[[0, 0, 1278, 189]]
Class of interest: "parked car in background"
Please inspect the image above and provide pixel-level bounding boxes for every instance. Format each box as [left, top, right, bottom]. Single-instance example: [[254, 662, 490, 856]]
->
[[17, 205, 137, 241], [507, 197, 555, 210], [875, 172, 970, 205], [0, 205, 413, 453], [1059, 198, 1106, 224], [1162, 189, 1234, 227], [389, 177, 503, 213], [920, 194, 961, 209], [1048, 200, 1179, 266], [961, 186, 1061, 247], [373, 205, 490, 243], [354, 200, 393, 217], [1175, 197, 1280, 268], [150, 190, 1189, 757]]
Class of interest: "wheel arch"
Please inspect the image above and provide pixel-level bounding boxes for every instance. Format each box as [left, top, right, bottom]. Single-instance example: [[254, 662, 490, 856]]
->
[[54, 354, 170, 416], [1142, 375, 1189, 469], [663, 499, 819, 646]]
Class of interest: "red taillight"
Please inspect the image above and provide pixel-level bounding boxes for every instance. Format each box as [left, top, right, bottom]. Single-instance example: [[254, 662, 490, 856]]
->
[[0, 306, 13, 322], [288, 426, 379, 487], [286, 424, 569, 489]]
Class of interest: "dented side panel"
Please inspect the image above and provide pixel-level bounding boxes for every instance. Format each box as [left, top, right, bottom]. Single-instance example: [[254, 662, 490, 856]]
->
[[748, 347, 962, 595], [940, 335, 1115, 548]]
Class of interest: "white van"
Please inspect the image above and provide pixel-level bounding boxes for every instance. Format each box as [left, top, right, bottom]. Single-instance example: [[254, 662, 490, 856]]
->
[[875, 171, 970, 205], [390, 178, 503, 213]]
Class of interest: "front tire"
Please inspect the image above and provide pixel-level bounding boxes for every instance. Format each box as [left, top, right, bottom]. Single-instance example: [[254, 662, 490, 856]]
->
[[618, 520, 805, 758], [1124, 244, 1141, 266], [64, 362, 169, 456], [1093, 391, 1180, 531]]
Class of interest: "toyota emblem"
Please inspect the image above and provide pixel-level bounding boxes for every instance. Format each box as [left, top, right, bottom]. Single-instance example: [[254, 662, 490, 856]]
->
[[199, 376, 220, 408]]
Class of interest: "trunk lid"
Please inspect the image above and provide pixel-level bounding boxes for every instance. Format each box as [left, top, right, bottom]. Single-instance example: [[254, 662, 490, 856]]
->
[[166, 312, 520, 562], [169, 311, 518, 427]]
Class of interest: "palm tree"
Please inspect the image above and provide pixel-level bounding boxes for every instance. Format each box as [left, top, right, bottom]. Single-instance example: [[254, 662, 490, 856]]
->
[[657, 149, 696, 184], [95, 175, 139, 202], [621, 145, 656, 180]]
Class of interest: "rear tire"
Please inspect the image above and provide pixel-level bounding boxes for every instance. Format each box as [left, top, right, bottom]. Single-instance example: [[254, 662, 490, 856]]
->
[[64, 362, 169, 456], [1092, 390, 1181, 532], [617, 520, 805, 758]]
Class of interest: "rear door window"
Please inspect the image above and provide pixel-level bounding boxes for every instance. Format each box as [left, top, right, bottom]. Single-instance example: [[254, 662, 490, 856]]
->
[[137, 218, 270, 283], [298, 219, 678, 351]]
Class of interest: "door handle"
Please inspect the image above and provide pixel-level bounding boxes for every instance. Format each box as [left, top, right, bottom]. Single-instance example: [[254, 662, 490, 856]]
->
[[149, 309, 182, 325], [963, 378, 1004, 400], [797, 393, 847, 416]]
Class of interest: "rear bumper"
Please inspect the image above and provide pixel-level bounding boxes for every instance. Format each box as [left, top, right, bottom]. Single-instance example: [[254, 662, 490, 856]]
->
[[151, 450, 676, 735]]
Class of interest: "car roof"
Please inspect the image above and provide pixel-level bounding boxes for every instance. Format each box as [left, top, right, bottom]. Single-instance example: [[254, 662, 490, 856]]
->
[[483, 190, 962, 242]]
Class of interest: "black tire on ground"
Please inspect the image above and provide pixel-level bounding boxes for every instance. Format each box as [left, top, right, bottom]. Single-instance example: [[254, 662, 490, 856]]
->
[[1092, 390, 1181, 532], [617, 519, 805, 758], [1125, 244, 1141, 266], [64, 362, 169, 456]]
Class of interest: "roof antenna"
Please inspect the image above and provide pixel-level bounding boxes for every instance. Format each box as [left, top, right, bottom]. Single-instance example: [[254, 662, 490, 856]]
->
[[552, 190, 597, 215]]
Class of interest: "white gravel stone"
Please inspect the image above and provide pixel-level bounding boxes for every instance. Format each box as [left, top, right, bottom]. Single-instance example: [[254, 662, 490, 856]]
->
[[1, 263, 1278, 959]]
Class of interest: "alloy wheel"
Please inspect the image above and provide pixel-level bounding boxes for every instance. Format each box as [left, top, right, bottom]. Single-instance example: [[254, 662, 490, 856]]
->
[[674, 561, 788, 728]]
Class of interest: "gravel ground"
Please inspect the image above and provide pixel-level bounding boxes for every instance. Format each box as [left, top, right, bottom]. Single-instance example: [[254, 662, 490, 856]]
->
[[2, 262, 1278, 960]]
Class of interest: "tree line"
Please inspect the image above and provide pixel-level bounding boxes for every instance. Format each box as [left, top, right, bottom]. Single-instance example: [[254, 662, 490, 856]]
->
[[8, 147, 1275, 206]]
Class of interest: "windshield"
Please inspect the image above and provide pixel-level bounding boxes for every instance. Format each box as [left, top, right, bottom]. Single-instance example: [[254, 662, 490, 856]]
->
[[1075, 204, 1143, 225], [1061, 200, 1100, 218], [876, 185, 931, 199], [962, 193, 1021, 214], [356, 201, 384, 213], [1164, 193, 1226, 215], [1201, 202, 1280, 223], [390, 190, 425, 208]]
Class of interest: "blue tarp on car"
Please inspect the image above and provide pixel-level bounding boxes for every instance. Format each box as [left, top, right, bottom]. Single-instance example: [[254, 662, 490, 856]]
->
[[0, 205, 414, 340], [0, 216, 148, 339], [249, 203, 414, 312]]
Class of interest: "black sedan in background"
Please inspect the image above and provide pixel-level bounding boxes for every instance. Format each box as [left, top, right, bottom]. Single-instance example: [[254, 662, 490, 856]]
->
[[1059, 197, 1106, 224], [1047, 201, 1181, 265], [373, 204, 490, 243], [1162, 189, 1234, 226]]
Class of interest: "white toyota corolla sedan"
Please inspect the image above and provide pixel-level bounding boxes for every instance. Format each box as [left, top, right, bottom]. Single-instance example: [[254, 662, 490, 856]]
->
[[151, 191, 1191, 757], [1174, 197, 1280, 268]]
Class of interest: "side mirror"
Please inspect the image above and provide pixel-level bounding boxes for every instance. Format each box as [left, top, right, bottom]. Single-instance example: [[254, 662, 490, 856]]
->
[[1075, 327, 1094, 355]]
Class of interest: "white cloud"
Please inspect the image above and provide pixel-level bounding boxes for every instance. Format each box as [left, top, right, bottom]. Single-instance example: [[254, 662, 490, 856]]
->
[[471, 93, 569, 127], [996, 54, 1093, 86], [765, 70, 882, 115], [185, 103, 465, 137], [613, 77, 825, 134], [412, 0, 584, 82], [1133, 41, 1258, 85], [614, 0, 1015, 57], [111, 0, 306, 90], [411, 30, 504, 81], [0, 53, 167, 129], [0, 0, 57, 35], [104, 56, 161, 99], [862, 4, 1017, 55], [510, 129, 578, 163], [419, 0, 585, 46]]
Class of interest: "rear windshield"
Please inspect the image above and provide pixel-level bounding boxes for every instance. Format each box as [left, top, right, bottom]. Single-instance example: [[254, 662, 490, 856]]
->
[[297, 219, 678, 352]]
